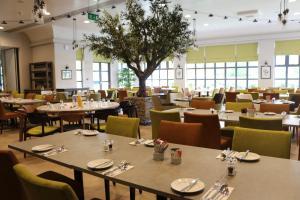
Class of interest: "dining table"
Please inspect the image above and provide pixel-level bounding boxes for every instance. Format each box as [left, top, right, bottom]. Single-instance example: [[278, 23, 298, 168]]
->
[[8, 130, 300, 200], [0, 97, 45, 105], [36, 101, 120, 113], [164, 108, 300, 127]]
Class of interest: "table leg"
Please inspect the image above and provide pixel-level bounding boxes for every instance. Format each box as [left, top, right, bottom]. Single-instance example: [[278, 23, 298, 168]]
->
[[104, 179, 110, 200], [74, 169, 84, 200], [156, 195, 167, 200], [130, 187, 135, 200]]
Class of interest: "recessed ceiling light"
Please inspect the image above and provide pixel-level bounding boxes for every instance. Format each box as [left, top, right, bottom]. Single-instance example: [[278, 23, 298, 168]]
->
[[203, 23, 209, 26], [289, 0, 296, 2], [185, 14, 191, 18], [84, 20, 90, 24], [294, 12, 300, 16], [0, 26, 4, 30]]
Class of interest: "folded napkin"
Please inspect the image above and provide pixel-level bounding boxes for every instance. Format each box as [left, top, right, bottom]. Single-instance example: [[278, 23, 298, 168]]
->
[[101, 165, 134, 177], [129, 139, 153, 146], [216, 151, 239, 159], [202, 186, 234, 200]]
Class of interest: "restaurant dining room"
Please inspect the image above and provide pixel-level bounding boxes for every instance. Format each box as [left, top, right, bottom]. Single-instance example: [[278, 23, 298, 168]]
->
[[1, 0, 300, 199]]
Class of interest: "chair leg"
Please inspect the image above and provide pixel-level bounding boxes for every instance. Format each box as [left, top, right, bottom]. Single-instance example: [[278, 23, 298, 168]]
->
[[138, 127, 141, 139], [130, 187, 135, 200], [0, 120, 3, 134]]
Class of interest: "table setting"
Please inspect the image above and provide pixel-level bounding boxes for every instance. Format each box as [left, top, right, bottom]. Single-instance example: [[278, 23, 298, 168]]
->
[[31, 144, 68, 157]]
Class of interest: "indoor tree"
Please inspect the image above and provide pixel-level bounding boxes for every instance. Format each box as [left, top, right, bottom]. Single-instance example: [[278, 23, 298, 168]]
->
[[85, 0, 192, 97]]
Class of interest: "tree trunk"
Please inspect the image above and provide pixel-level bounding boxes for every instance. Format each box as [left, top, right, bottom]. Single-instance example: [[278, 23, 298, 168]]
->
[[137, 77, 147, 97]]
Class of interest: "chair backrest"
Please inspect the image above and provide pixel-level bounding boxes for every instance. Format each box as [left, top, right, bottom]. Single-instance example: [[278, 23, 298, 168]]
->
[[89, 93, 100, 101], [263, 93, 279, 100], [159, 120, 203, 147], [13, 164, 78, 200], [213, 93, 224, 104], [260, 103, 290, 114], [34, 95, 44, 100], [247, 88, 258, 92], [226, 102, 254, 112], [225, 92, 240, 102], [239, 116, 283, 131], [150, 109, 181, 139], [118, 90, 128, 102], [232, 127, 291, 159], [0, 101, 7, 117], [184, 112, 221, 149], [106, 116, 140, 138], [25, 93, 36, 99], [98, 90, 107, 99], [0, 150, 26, 200], [289, 93, 300, 109], [190, 99, 215, 109], [151, 96, 163, 111], [27, 112, 50, 125], [44, 95, 55, 102], [56, 92, 68, 101], [119, 101, 138, 117], [106, 90, 115, 99]]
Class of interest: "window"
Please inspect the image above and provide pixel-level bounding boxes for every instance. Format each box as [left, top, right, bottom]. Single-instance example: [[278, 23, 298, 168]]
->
[[76, 60, 83, 88], [146, 61, 174, 87], [275, 55, 300, 88], [93, 62, 111, 91], [186, 61, 258, 89]]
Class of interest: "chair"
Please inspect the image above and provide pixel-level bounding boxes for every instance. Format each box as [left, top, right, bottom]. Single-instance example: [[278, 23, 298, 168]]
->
[[117, 90, 128, 102], [239, 116, 283, 131], [23, 112, 59, 141], [226, 102, 254, 112], [0, 150, 26, 200], [92, 108, 119, 132], [89, 93, 100, 101], [151, 95, 179, 111], [150, 109, 181, 139], [0, 102, 20, 134], [213, 93, 224, 104], [289, 93, 300, 111], [98, 90, 107, 99], [159, 120, 203, 147], [247, 88, 258, 92], [34, 95, 44, 100], [106, 116, 140, 138], [211, 88, 220, 98], [44, 95, 55, 102], [260, 103, 290, 114], [232, 127, 291, 159], [25, 93, 36, 99], [13, 164, 79, 200], [56, 92, 68, 102], [184, 112, 231, 149], [59, 112, 86, 132], [263, 93, 279, 100], [106, 90, 116, 101], [190, 99, 215, 109], [225, 92, 240, 102]]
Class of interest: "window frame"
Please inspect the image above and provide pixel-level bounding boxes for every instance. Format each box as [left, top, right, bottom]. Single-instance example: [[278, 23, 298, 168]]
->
[[92, 62, 111, 90], [275, 55, 300, 88]]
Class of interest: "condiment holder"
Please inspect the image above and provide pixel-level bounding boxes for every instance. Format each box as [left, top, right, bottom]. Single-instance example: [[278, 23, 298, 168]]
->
[[170, 148, 182, 165], [153, 139, 168, 161]]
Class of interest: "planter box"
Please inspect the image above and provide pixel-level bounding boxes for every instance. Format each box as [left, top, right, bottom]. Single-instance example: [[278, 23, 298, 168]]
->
[[126, 96, 153, 125]]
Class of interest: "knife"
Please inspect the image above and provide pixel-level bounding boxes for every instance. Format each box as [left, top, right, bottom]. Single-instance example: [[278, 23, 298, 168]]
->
[[241, 150, 250, 160], [180, 178, 200, 192]]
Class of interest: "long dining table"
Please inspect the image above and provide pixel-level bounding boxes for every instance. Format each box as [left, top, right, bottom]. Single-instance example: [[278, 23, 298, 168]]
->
[[8, 130, 300, 200], [164, 108, 300, 127]]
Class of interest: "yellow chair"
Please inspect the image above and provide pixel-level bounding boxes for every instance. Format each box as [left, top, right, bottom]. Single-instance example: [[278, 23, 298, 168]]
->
[[34, 94, 44, 100], [225, 102, 254, 112], [150, 109, 181, 139], [233, 127, 291, 159], [239, 116, 283, 131], [106, 116, 140, 138], [13, 164, 79, 200]]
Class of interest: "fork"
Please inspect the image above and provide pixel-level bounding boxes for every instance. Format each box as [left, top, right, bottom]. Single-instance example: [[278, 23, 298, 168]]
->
[[103, 160, 128, 176]]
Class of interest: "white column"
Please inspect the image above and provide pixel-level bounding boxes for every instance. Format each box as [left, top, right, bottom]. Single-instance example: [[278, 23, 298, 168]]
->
[[258, 40, 275, 88], [110, 60, 119, 88], [82, 48, 93, 89]]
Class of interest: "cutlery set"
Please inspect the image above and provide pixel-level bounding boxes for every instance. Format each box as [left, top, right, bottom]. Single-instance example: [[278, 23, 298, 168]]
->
[[102, 160, 130, 176], [41, 145, 66, 156]]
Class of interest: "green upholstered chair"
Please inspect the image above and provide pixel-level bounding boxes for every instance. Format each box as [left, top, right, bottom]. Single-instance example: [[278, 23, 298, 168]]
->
[[226, 102, 254, 112], [232, 127, 292, 159], [56, 92, 68, 102], [13, 164, 79, 200], [34, 95, 44, 100], [151, 95, 179, 111], [92, 109, 119, 132], [89, 93, 100, 101], [106, 116, 140, 138], [150, 109, 181, 139], [24, 112, 59, 141], [239, 116, 283, 131]]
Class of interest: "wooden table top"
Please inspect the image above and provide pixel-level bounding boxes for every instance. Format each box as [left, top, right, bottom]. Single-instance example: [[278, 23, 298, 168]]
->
[[164, 108, 300, 127], [8, 131, 300, 200], [0, 98, 45, 105], [37, 102, 119, 113]]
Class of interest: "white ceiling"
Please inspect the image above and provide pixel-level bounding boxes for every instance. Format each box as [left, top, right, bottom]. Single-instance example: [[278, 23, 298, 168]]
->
[[2, 0, 300, 39]]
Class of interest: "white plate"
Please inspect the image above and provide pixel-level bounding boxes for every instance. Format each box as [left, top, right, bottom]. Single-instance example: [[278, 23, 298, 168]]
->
[[264, 112, 276, 115], [87, 159, 114, 170], [171, 178, 205, 193], [236, 152, 260, 161], [32, 144, 54, 152], [144, 140, 154, 147], [225, 110, 234, 113], [82, 130, 98, 136]]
